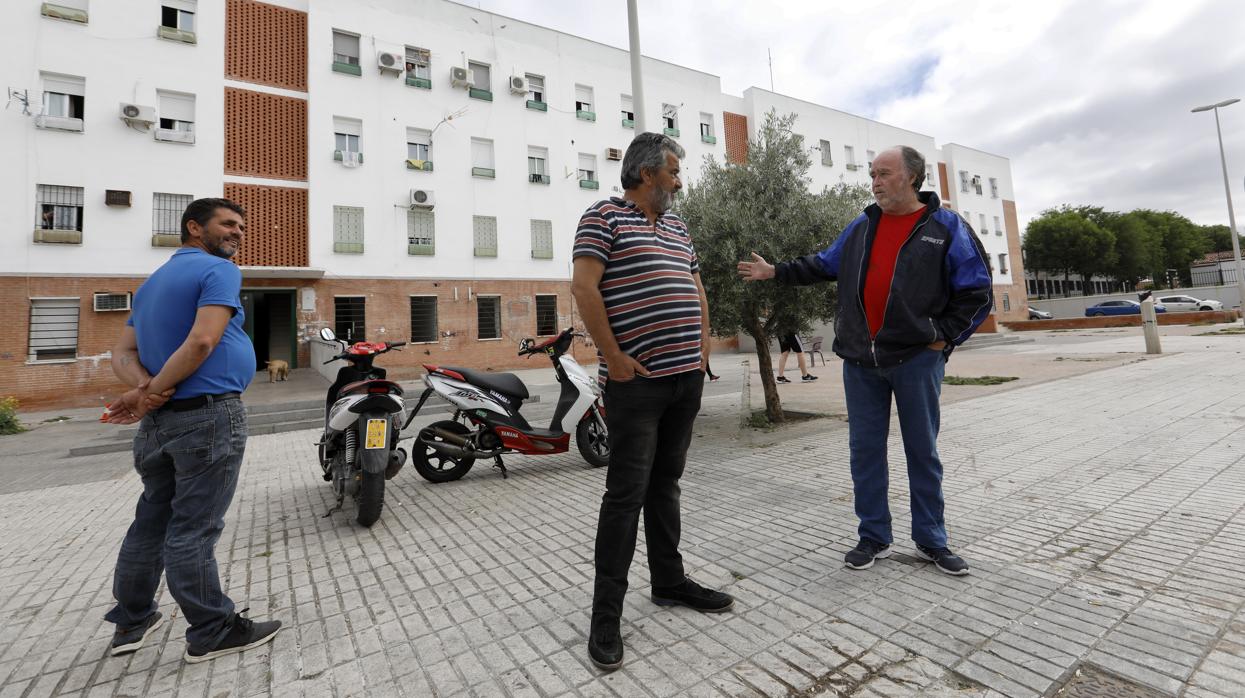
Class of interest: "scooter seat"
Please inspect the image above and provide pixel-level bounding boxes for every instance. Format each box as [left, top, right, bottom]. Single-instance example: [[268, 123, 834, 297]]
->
[[441, 366, 529, 400]]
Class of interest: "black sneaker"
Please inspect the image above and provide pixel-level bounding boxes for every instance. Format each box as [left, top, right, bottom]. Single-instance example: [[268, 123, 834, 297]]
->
[[775, 376, 791, 384], [801, 374, 819, 382], [184, 608, 281, 663], [651, 577, 734, 613], [587, 617, 623, 671], [915, 544, 970, 576], [844, 538, 892, 570], [110, 611, 164, 656]]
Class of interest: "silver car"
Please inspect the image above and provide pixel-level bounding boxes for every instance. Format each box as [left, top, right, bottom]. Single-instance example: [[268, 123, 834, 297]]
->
[[1155, 295, 1223, 312]]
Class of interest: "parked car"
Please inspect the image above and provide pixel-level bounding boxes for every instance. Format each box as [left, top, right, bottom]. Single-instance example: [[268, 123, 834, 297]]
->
[[1028, 306, 1053, 320], [1084, 300, 1167, 316], [1154, 295, 1222, 312]]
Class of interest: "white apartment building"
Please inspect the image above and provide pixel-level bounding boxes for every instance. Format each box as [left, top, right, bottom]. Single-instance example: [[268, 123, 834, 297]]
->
[[0, 0, 1026, 408]]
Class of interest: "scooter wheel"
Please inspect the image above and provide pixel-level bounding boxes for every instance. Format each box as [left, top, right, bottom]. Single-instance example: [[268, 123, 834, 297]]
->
[[412, 420, 476, 482], [576, 414, 610, 468]]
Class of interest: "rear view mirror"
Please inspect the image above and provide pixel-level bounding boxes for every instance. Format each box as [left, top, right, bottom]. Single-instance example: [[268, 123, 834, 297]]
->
[[319, 327, 337, 342]]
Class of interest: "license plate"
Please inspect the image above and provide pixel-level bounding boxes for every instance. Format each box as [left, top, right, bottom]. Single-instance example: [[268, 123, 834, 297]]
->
[[364, 419, 387, 449]]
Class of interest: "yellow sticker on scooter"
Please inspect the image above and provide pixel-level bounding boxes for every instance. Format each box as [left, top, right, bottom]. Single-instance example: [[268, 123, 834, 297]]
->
[[364, 419, 387, 449]]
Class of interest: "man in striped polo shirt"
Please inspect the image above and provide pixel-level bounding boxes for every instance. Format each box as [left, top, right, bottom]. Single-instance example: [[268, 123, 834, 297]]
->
[[572, 132, 734, 671]]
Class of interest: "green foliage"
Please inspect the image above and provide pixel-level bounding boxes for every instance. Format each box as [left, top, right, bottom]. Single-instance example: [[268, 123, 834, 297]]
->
[[1022, 208, 1116, 293], [677, 111, 871, 421], [943, 375, 1018, 386], [0, 397, 26, 436]]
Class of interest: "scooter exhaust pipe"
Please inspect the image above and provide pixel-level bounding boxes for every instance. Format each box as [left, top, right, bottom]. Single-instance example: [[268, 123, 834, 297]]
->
[[419, 435, 504, 460]]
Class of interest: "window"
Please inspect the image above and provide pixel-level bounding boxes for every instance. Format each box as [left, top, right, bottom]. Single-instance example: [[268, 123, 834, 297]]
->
[[471, 138, 495, 177], [578, 153, 597, 184], [41, 73, 85, 122], [334, 296, 366, 343], [575, 84, 594, 117], [866, 149, 876, 171], [989, 177, 999, 199], [993, 215, 1002, 235], [153, 192, 191, 236], [959, 170, 969, 192], [699, 112, 715, 142], [410, 296, 437, 342], [468, 60, 490, 95], [405, 46, 430, 80], [819, 139, 833, 166], [161, 1, 194, 32], [37, 185, 83, 231], [407, 209, 434, 255], [406, 127, 432, 165], [333, 205, 364, 253], [535, 295, 557, 336], [998, 254, 1008, 274], [925, 164, 934, 187], [973, 176, 983, 196], [528, 146, 549, 184], [477, 296, 501, 340], [28, 298, 80, 361], [620, 94, 634, 124], [662, 103, 679, 135], [332, 30, 360, 67], [473, 215, 497, 257], [845, 145, 857, 168], [526, 74, 544, 103], [156, 90, 195, 137], [333, 116, 362, 164], [531, 219, 553, 259], [979, 213, 988, 234], [1002, 292, 1011, 312]]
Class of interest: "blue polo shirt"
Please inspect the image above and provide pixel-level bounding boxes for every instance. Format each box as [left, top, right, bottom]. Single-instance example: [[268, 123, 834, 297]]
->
[[128, 248, 255, 399]]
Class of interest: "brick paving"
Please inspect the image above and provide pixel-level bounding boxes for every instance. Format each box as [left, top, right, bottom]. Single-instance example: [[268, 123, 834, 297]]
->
[[1, 330, 1243, 697]]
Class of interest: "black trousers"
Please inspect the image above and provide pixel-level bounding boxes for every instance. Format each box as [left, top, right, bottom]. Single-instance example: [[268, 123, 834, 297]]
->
[[592, 370, 703, 624]]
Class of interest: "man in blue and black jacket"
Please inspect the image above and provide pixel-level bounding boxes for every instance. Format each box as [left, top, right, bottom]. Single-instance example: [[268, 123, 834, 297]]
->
[[738, 146, 992, 576]]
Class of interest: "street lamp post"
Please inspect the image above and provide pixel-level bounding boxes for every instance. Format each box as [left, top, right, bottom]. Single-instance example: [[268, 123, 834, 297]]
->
[[1192, 98, 1244, 324]]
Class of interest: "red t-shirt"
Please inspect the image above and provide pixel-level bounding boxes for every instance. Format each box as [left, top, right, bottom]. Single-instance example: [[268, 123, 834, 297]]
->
[[863, 208, 925, 338]]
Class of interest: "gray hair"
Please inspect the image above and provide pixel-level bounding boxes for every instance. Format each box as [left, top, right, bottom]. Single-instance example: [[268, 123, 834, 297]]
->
[[898, 146, 926, 193], [620, 132, 686, 189]]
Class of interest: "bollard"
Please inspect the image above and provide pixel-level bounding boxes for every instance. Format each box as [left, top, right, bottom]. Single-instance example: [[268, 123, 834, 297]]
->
[[1140, 297, 1162, 354]]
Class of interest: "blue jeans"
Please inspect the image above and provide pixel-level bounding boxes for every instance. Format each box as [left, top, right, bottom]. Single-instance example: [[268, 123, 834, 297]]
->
[[104, 396, 247, 650], [842, 349, 948, 548], [592, 371, 703, 624]]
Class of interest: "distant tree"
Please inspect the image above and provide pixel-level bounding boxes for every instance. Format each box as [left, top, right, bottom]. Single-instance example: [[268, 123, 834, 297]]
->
[[1129, 210, 1210, 287], [1022, 208, 1114, 295], [678, 111, 871, 423], [1105, 211, 1163, 290], [1199, 224, 1245, 255]]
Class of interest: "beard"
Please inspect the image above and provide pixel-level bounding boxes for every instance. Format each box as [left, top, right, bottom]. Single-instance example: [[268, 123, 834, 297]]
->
[[206, 236, 238, 259], [652, 187, 676, 214]]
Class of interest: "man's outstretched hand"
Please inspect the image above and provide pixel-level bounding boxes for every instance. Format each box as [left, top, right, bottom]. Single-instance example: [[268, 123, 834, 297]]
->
[[736, 252, 775, 282]]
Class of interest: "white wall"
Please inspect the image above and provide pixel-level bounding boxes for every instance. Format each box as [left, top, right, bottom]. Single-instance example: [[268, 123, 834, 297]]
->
[[305, 0, 724, 281], [941, 143, 1015, 285], [0, 0, 226, 277]]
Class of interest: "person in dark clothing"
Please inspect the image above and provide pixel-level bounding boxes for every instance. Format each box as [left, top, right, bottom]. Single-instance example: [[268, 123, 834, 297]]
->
[[775, 332, 817, 383], [738, 147, 992, 576]]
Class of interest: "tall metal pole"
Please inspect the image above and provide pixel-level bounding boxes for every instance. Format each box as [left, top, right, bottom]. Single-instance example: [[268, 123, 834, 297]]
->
[[626, 0, 647, 133], [1194, 98, 1244, 323]]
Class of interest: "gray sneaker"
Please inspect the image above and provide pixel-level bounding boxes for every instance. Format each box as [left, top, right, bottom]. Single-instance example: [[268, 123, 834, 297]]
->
[[110, 611, 164, 656]]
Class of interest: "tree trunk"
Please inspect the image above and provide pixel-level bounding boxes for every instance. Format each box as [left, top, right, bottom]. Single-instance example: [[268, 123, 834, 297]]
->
[[744, 315, 784, 424]]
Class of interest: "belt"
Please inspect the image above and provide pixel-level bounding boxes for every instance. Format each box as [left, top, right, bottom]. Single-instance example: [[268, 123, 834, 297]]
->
[[164, 392, 242, 412]]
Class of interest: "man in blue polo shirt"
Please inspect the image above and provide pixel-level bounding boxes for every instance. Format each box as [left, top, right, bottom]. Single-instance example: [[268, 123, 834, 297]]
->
[[103, 197, 281, 662]]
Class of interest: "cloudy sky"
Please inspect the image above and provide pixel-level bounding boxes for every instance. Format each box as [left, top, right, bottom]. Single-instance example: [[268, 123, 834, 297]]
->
[[470, 0, 1245, 234]]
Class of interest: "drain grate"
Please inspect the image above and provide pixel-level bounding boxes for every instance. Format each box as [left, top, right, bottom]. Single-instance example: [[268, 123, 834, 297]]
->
[[1054, 664, 1174, 698]]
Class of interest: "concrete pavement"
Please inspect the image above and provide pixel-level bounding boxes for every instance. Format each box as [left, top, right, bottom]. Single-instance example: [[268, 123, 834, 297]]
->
[[1, 325, 1243, 697]]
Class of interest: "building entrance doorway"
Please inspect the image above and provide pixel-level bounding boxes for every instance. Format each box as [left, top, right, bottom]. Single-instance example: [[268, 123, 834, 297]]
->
[[240, 289, 296, 369]]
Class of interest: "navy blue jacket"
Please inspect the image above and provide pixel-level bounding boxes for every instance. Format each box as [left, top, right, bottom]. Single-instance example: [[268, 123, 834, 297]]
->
[[775, 192, 993, 367]]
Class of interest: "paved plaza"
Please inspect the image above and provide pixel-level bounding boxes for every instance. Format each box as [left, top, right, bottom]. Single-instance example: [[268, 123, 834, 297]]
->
[[1, 327, 1243, 697]]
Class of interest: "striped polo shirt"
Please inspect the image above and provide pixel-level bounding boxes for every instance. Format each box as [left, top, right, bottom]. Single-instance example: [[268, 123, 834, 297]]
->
[[573, 197, 703, 382]]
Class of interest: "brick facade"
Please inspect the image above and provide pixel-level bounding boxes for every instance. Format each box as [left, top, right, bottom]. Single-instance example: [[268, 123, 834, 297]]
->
[[224, 88, 308, 181], [225, 0, 308, 91], [723, 112, 749, 165], [224, 183, 309, 267], [995, 199, 1029, 323]]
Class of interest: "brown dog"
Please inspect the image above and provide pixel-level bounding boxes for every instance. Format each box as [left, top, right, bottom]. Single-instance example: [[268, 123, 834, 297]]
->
[[266, 359, 289, 382]]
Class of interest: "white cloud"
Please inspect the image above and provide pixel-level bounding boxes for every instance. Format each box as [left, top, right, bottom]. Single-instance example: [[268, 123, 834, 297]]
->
[[471, 0, 1245, 232]]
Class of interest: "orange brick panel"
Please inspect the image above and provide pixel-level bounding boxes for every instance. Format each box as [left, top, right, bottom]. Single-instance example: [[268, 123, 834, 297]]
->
[[224, 183, 308, 267], [938, 162, 950, 201], [226, 0, 308, 91], [723, 112, 749, 165], [225, 88, 308, 181]]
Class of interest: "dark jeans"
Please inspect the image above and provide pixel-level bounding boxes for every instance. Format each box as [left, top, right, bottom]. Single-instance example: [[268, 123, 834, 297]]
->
[[104, 396, 247, 650], [592, 370, 703, 624], [842, 348, 948, 548]]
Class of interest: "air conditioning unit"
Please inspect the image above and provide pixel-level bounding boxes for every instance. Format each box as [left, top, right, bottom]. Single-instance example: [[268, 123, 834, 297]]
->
[[119, 103, 155, 127], [450, 66, 474, 88], [410, 188, 435, 209], [509, 75, 527, 94], [605, 147, 623, 161], [93, 292, 132, 312], [377, 51, 402, 73], [154, 128, 195, 144]]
